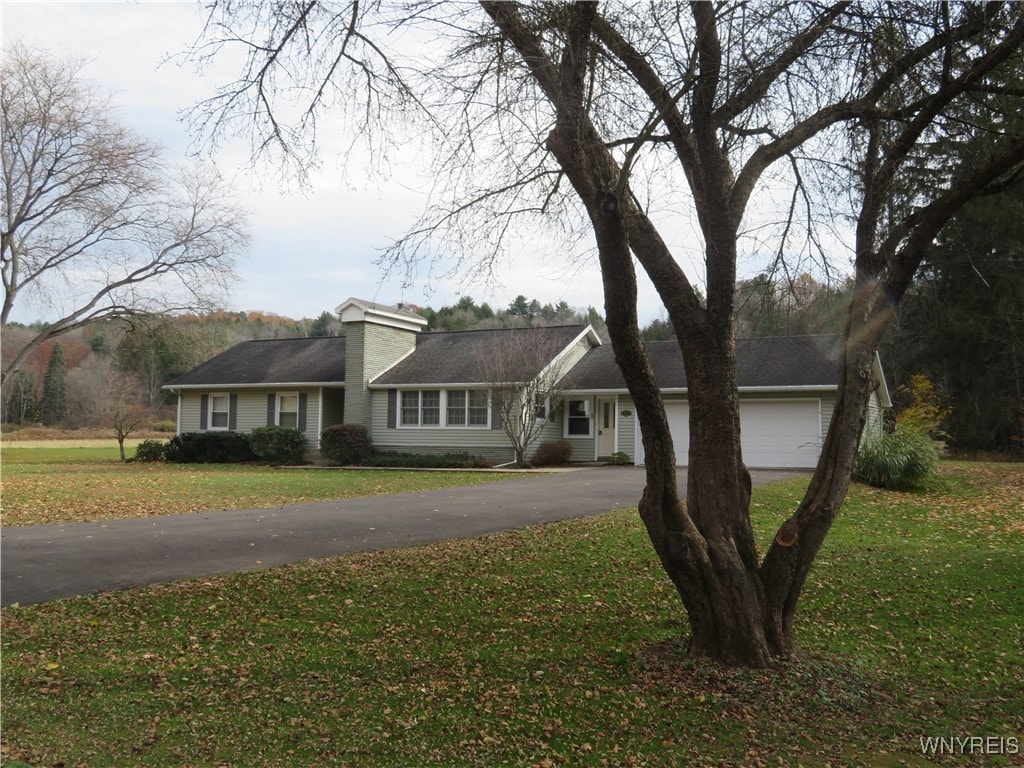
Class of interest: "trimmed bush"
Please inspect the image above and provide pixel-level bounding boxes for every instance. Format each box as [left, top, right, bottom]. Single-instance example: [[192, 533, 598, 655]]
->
[[364, 452, 493, 469], [854, 423, 939, 491], [165, 431, 256, 464], [134, 439, 168, 462], [533, 439, 573, 466], [250, 426, 306, 464], [321, 424, 374, 465], [608, 451, 632, 466], [150, 420, 177, 433]]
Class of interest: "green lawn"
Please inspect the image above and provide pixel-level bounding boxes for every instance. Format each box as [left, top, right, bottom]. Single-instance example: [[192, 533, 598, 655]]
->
[[2, 462, 1020, 767], [0, 444, 514, 526]]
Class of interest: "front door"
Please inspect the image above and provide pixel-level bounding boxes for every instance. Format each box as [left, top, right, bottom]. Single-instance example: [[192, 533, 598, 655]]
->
[[596, 396, 617, 457]]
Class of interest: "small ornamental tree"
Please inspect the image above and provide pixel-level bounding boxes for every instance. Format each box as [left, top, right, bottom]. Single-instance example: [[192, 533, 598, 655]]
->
[[480, 327, 577, 466]]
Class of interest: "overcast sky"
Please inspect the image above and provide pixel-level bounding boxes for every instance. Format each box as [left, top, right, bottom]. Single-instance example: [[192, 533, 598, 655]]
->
[[1, 1, 731, 325]]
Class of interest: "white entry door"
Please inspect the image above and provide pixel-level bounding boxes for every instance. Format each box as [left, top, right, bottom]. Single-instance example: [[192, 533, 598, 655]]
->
[[596, 397, 617, 457]]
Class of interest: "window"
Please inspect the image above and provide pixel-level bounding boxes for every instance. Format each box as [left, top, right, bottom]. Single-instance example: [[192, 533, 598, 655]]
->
[[422, 390, 441, 425], [401, 391, 421, 426], [534, 393, 550, 422], [566, 399, 592, 436], [210, 394, 230, 429], [447, 390, 466, 425], [400, 390, 442, 427], [400, 389, 489, 428], [468, 391, 489, 426], [278, 393, 299, 428]]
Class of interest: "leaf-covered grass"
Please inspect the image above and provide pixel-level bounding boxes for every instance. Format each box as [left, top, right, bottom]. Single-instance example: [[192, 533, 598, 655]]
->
[[0, 445, 512, 526], [2, 462, 1021, 767]]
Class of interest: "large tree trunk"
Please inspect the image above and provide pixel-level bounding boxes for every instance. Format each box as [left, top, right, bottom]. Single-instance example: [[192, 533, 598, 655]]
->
[[483, 0, 895, 667]]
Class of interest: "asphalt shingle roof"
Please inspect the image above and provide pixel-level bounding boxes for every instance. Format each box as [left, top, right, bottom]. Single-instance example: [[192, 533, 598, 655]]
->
[[558, 334, 843, 390], [373, 325, 588, 386], [167, 336, 347, 387]]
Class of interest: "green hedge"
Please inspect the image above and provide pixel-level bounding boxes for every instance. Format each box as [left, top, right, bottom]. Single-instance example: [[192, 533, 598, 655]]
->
[[250, 426, 306, 464], [363, 452, 493, 469], [134, 439, 168, 462], [321, 424, 374, 465], [165, 431, 256, 464]]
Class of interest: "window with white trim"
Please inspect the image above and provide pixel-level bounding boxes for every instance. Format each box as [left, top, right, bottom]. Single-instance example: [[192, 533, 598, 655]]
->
[[277, 393, 299, 429], [565, 398, 592, 436], [467, 390, 489, 426], [400, 389, 489, 428], [209, 394, 230, 430], [401, 389, 442, 426], [534, 393, 550, 422]]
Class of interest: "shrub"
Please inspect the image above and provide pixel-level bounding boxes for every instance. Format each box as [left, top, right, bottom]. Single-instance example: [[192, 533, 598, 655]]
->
[[150, 420, 177, 433], [854, 422, 939, 491], [250, 426, 306, 464], [165, 431, 256, 463], [364, 452, 492, 469], [533, 439, 573, 466], [321, 424, 373, 465], [134, 439, 168, 462], [608, 451, 632, 466]]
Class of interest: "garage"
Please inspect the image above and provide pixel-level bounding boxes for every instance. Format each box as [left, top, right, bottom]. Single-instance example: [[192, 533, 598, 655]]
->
[[634, 398, 823, 469]]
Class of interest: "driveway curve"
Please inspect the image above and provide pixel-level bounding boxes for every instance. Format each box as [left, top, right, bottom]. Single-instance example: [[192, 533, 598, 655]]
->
[[1, 467, 806, 606]]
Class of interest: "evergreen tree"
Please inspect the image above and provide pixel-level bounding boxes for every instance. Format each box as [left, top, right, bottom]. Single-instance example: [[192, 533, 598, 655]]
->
[[308, 310, 339, 337], [40, 343, 67, 425], [507, 295, 531, 318]]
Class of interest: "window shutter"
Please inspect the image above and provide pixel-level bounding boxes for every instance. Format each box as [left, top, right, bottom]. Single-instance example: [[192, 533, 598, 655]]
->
[[229, 394, 238, 430], [491, 391, 503, 430], [298, 393, 308, 431], [267, 393, 276, 426], [387, 389, 397, 429], [199, 394, 209, 430]]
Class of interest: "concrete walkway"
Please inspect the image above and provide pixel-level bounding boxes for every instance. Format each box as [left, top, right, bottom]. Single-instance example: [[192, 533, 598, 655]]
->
[[1, 467, 806, 606]]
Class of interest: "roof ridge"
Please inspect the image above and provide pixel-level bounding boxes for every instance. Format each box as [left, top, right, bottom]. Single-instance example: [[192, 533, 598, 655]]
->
[[423, 323, 587, 336], [237, 335, 346, 343]]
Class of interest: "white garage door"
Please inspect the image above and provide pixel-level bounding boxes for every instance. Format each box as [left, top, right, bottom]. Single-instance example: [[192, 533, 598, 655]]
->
[[635, 399, 822, 469]]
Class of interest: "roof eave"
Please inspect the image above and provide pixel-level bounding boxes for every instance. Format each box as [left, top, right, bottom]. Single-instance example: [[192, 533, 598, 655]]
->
[[164, 382, 346, 391]]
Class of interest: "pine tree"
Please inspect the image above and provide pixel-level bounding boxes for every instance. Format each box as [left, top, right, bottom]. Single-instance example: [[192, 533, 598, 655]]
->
[[40, 343, 67, 426]]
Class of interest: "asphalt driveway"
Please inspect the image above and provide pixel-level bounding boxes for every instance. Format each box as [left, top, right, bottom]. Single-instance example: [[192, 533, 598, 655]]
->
[[1, 467, 807, 606]]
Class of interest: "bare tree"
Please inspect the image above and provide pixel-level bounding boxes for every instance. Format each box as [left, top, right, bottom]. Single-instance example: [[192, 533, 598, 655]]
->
[[185, 2, 1024, 666], [480, 326, 579, 465], [1, 43, 249, 387], [67, 362, 149, 460]]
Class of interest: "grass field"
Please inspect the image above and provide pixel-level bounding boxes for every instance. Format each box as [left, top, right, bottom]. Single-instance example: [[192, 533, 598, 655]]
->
[[2, 462, 1021, 767], [0, 443, 515, 526]]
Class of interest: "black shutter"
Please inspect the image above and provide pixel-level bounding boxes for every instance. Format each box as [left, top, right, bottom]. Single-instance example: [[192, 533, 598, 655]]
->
[[200, 394, 209, 430], [298, 393, 308, 431], [267, 393, 276, 426], [228, 394, 238, 430], [387, 389, 397, 429]]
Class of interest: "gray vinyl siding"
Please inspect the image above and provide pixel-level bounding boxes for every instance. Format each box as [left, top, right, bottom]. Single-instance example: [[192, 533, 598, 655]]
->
[[562, 395, 598, 462], [179, 392, 203, 433], [368, 389, 518, 463], [177, 388, 321, 449], [321, 388, 346, 431], [616, 396, 637, 461]]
